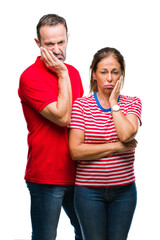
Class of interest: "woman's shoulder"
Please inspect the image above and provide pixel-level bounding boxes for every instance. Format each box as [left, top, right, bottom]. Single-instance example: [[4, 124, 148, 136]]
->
[[73, 94, 94, 105], [120, 94, 142, 105]]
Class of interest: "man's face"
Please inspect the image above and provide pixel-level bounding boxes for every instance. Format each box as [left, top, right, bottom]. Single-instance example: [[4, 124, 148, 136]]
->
[[37, 24, 68, 62]]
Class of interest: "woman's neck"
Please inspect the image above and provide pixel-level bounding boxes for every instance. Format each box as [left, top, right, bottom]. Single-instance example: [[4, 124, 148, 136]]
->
[[96, 91, 111, 109]]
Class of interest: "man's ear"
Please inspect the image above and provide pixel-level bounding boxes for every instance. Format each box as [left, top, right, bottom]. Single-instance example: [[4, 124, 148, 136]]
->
[[34, 38, 40, 48], [67, 33, 69, 42]]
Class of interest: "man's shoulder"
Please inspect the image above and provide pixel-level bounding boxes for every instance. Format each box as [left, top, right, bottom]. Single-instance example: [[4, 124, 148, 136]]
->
[[65, 63, 80, 75], [21, 63, 36, 77], [20, 59, 39, 78], [20, 57, 49, 84]]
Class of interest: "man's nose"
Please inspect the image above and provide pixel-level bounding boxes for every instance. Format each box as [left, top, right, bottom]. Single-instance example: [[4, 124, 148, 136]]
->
[[52, 45, 60, 54]]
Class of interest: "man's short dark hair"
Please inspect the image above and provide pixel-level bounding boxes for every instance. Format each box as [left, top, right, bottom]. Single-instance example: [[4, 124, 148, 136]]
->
[[37, 14, 68, 42]]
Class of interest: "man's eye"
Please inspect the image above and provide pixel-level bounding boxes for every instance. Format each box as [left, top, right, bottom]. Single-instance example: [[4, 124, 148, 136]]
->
[[46, 43, 53, 46], [59, 41, 64, 45]]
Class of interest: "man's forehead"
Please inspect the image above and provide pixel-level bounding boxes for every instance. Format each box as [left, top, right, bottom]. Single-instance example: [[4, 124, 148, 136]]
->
[[40, 24, 67, 35], [40, 24, 67, 42]]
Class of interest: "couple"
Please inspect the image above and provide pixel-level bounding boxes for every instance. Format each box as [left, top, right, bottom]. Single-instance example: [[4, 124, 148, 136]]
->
[[18, 14, 142, 240]]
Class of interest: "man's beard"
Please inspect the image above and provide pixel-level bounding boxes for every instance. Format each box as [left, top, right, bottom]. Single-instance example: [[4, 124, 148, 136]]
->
[[53, 52, 66, 62]]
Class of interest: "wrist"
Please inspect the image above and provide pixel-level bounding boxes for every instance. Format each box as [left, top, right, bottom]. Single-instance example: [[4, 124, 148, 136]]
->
[[110, 100, 118, 107], [114, 141, 124, 152], [58, 69, 69, 79], [111, 104, 121, 112], [110, 141, 119, 154]]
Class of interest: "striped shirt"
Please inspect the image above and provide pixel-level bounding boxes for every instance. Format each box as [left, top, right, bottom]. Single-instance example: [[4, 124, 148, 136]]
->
[[70, 93, 142, 187]]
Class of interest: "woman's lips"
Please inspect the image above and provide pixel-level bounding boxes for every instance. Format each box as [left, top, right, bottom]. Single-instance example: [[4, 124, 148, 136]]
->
[[105, 84, 114, 88]]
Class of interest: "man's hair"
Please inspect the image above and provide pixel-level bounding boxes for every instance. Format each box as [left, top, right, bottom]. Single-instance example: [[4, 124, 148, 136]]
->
[[36, 14, 68, 42]]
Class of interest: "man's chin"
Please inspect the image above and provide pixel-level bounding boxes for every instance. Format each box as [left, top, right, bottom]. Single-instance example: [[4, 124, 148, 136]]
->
[[58, 57, 65, 62]]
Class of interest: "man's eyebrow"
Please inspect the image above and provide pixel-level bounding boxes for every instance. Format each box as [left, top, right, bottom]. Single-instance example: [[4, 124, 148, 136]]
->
[[45, 41, 54, 45], [58, 40, 65, 43]]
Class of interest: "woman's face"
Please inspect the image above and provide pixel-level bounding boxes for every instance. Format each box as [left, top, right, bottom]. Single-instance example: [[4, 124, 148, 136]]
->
[[93, 55, 122, 94]]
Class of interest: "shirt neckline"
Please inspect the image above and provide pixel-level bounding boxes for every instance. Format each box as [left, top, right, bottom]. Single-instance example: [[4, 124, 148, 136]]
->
[[94, 91, 120, 112]]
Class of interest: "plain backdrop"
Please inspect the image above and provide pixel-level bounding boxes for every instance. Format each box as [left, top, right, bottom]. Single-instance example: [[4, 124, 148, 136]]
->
[[0, 0, 160, 239]]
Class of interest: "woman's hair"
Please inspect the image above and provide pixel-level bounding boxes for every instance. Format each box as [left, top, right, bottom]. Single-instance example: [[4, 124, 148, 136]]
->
[[36, 14, 68, 42], [90, 47, 125, 93]]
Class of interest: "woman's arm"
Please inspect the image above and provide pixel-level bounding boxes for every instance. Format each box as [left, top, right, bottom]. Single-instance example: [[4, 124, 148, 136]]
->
[[69, 128, 137, 161], [111, 111, 139, 143], [109, 78, 140, 142]]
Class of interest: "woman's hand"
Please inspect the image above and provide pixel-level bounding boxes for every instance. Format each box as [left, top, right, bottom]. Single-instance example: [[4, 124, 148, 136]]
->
[[116, 139, 138, 152], [109, 76, 122, 106], [40, 47, 68, 78]]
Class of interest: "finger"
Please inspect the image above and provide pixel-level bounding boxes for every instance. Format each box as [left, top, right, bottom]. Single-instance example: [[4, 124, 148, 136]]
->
[[115, 80, 121, 93], [40, 47, 52, 62], [40, 50, 50, 67], [112, 80, 118, 92], [40, 47, 48, 57], [131, 139, 138, 146], [115, 76, 122, 92], [41, 48, 58, 69], [133, 139, 138, 144], [41, 48, 54, 63], [48, 50, 59, 62], [40, 47, 48, 62]]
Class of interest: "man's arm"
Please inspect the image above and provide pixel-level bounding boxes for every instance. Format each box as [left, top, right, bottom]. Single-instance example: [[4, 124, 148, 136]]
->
[[40, 47, 72, 127]]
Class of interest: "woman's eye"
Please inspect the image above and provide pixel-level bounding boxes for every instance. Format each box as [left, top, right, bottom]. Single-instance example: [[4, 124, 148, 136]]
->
[[113, 72, 119, 75]]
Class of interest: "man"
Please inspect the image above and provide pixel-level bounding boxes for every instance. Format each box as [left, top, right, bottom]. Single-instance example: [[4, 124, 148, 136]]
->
[[18, 14, 83, 240]]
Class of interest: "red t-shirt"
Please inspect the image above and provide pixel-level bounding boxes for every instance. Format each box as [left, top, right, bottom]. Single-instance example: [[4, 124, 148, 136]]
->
[[18, 57, 83, 184]]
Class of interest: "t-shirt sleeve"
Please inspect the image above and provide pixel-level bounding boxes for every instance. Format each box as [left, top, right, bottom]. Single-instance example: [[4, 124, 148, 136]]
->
[[125, 97, 142, 125], [19, 71, 57, 113], [67, 65, 84, 102], [78, 71, 84, 98], [69, 99, 85, 131]]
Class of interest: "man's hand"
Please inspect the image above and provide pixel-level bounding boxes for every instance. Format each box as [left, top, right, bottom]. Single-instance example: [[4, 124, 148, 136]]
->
[[40, 47, 68, 78], [39, 47, 72, 127]]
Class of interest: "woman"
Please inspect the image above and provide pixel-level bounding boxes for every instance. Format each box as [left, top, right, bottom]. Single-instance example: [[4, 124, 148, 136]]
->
[[69, 47, 142, 240]]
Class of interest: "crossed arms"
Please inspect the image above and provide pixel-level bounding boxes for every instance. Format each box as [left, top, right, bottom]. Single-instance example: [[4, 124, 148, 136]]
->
[[69, 79, 140, 161]]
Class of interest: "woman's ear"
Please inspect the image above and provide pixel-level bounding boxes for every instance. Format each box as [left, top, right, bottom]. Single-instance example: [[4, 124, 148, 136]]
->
[[93, 71, 96, 81]]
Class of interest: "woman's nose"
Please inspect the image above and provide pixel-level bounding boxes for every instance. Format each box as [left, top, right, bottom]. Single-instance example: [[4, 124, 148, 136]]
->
[[107, 73, 112, 82]]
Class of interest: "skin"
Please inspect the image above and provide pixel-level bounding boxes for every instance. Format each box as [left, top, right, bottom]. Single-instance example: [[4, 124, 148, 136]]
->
[[69, 55, 139, 160], [34, 24, 72, 127], [93, 55, 122, 108], [35, 24, 68, 62]]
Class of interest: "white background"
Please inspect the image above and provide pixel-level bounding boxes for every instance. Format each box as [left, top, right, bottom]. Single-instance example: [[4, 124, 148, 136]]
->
[[0, 0, 160, 239]]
